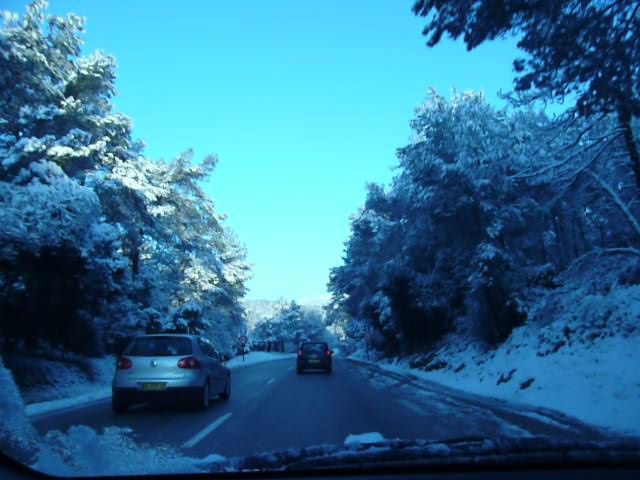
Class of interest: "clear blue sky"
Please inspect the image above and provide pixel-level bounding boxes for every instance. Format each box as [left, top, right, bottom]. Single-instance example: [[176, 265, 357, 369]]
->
[[8, 0, 522, 301]]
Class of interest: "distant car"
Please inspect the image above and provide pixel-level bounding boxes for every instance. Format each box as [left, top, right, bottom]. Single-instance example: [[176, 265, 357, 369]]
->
[[111, 334, 231, 413], [297, 342, 333, 374]]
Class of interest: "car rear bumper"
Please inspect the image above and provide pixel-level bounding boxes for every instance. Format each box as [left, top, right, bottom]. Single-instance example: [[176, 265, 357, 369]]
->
[[112, 372, 206, 404], [113, 371, 205, 389], [112, 385, 202, 404], [298, 359, 332, 370]]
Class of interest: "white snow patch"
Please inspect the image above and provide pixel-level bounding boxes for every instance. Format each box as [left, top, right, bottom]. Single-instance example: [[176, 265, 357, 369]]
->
[[13, 355, 115, 415], [350, 258, 640, 438], [428, 443, 452, 455], [3, 358, 226, 476], [34, 425, 226, 476], [25, 388, 112, 418], [344, 432, 385, 446], [515, 411, 577, 432], [226, 352, 295, 369], [355, 329, 639, 436]]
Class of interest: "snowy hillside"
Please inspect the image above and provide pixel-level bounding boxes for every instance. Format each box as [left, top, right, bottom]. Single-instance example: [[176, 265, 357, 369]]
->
[[351, 252, 640, 435]]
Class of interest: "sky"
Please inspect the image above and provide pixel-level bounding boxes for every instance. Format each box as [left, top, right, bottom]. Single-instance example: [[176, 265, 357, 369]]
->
[[7, 0, 522, 301]]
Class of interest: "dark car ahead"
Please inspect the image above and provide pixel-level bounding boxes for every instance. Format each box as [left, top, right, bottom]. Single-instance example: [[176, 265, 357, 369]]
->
[[112, 334, 231, 413], [297, 342, 333, 374]]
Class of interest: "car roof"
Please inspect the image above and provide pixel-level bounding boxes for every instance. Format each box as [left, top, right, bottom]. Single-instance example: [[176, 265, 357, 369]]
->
[[301, 341, 327, 345]]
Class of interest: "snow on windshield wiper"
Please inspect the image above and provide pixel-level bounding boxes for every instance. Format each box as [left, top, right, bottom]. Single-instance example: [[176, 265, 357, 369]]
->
[[201, 436, 640, 473]]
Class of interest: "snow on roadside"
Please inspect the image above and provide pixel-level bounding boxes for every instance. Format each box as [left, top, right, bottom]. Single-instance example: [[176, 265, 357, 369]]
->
[[350, 255, 640, 438], [353, 325, 639, 437], [0, 358, 40, 465], [417, 331, 639, 436], [12, 355, 115, 418], [34, 425, 227, 476], [226, 351, 295, 369], [25, 388, 112, 418], [4, 358, 227, 477], [344, 432, 385, 446], [11, 354, 116, 405]]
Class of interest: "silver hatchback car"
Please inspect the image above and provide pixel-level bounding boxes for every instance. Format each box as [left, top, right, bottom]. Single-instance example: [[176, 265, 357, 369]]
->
[[112, 334, 231, 413]]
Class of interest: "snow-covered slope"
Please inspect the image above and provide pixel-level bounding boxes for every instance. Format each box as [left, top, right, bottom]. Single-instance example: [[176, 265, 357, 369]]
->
[[6, 354, 115, 405], [354, 253, 640, 436]]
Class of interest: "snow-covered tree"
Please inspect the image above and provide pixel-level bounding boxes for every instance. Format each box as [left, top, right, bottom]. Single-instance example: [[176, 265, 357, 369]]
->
[[412, 0, 640, 190], [330, 90, 640, 354], [0, 1, 250, 356], [252, 301, 327, 345]]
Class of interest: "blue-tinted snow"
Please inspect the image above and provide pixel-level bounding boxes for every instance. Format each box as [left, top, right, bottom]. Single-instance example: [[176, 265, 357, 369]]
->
[[344, 432, 386, 446]]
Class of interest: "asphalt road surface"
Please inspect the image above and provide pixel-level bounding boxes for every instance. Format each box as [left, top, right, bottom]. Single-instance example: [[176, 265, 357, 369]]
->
[[31, 357, 607, 459]]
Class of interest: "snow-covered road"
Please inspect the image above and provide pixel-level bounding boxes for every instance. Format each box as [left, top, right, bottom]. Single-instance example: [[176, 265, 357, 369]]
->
[[31, 357, 610, 460]]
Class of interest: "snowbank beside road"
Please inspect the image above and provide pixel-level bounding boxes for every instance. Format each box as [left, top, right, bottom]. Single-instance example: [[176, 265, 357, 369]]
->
[[356, 331, 639, 437], [226, 351, 295, 369], [5, 354, 116, 417], [25, 388, 112, 418], [423, 332, 638, 436], [344, 432, 385, 446], [8, 354, 115, 406], [350, 253, 640, 437]]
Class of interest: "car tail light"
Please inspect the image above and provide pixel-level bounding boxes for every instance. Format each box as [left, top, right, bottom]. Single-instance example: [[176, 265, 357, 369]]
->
[[117, 357, 132, 370], [325, 350, 331, 357], [298, 350, 303, 357], [177, 356, 201, 369]]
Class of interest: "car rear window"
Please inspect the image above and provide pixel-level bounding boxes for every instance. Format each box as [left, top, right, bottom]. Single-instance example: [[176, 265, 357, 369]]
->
[[301, 343, 327, 353], [126, 337, 192, 356]]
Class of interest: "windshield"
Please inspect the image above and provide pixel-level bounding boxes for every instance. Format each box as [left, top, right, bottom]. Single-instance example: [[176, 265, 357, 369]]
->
[[126, 337, 192, 357], [0, 0, 639, 477]]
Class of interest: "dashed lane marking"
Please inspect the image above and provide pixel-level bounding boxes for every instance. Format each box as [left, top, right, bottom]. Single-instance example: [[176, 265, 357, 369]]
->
[[181, 413, 233, 449]]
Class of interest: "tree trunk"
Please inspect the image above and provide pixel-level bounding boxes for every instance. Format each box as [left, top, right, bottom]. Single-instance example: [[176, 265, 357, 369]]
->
[[618, 109, 640, 192], [577, 216, 589, 252], [552, 210, 565, 268], [540, 227, 548, 264], [571, 215, 588, 259]]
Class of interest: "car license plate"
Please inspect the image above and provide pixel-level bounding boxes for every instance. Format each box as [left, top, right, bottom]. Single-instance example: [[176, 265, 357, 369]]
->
[[139, 382, 167, 391], [309, 359, 319, 363]]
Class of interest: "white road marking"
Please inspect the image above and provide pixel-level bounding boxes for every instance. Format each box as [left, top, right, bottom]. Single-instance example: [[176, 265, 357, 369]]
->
[[287, 366, 294, 371], [181, 413, 233, 449], [399, 399, 428, 417], [267, 377, 276, 385]]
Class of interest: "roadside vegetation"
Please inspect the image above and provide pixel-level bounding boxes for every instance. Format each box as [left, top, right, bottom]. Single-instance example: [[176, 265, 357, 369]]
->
[[0, 1, 250, 362], [328, 0, 640, 378]]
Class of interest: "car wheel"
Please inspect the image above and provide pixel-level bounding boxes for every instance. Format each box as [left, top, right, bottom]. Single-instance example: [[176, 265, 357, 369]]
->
[[112, 395, 129, 414], [296, 366, 303, 374], [196, 379, 211, 410], [219, 374, 231, 401], [326, 365, 332, 374]]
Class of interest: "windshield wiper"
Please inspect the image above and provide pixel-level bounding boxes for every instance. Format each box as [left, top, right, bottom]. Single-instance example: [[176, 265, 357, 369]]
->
[[204, 436, 640, 473]]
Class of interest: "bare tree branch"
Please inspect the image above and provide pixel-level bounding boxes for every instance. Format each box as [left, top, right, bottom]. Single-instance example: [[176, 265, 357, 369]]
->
[[588, 169, 640, 238]]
